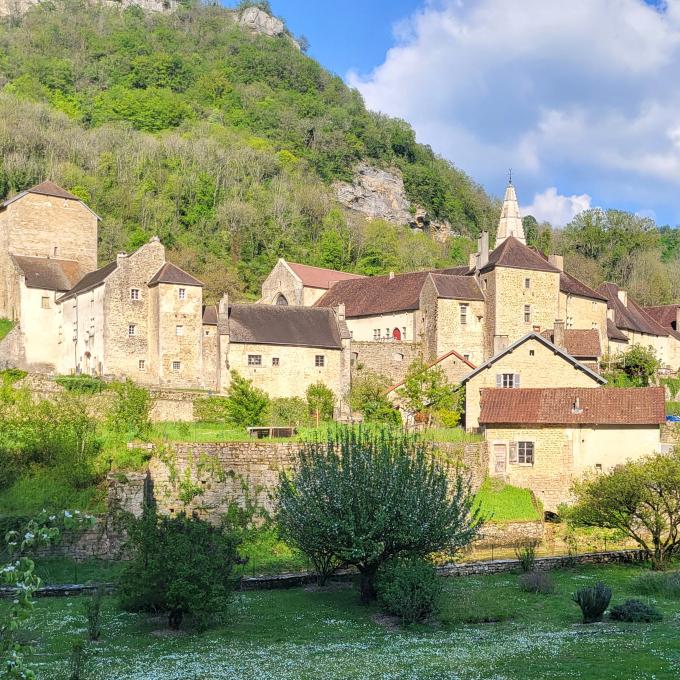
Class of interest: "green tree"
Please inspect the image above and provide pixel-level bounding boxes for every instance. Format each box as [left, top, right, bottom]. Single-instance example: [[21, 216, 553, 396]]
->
[[611, 344, 660, 387], [306, 382, 335, 424], [277, 427, 483, 602], [349, 372, 400, 425], [568, 450, 680, 569], [225, 371, 270, 427], [107, 380, 153, 439]]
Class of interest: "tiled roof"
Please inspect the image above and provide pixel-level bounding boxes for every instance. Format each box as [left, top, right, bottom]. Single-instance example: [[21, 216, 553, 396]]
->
[[479, 386, 665, 426], [429, 273, 484, 301], [540, 328, 601, 358], [228, 304, 343, 349], [644, 305, 679, 331], [148, 262, 203, 288], [607, 318, 629, 343], [597, 283, 668, 337], [57, 260, 118, 301], [286, 261, 364, 289], [479, 237, 561, 274], [202, 305, 218, 325], [387, 349, 476, 394], [12, 256, 85, 292], [314, 270, 431, 317], [560, 271, 607, 301], [438, 265, 473, 276], [1, 181, 101, 219]]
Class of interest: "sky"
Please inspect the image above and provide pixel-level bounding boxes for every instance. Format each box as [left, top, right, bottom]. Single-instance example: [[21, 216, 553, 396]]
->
[[255, 1, 680, 227]]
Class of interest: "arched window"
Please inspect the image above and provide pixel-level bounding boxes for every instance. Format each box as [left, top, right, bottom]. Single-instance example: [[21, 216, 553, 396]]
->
[[392, 328, 402, 341], [275, 294, 288, 306]]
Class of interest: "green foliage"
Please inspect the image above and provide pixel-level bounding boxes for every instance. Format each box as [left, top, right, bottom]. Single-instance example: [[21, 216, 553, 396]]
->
[[107, 380, 152, 439], [83, 586, 105, 641], [514, 541, 538, 573], [349, 372, 401, 425], [474, 478, 542, 522], [609, 599, 662, 623], [376, 557, 442, 624], [277, 427, 483, 602], [118, 505, 241, 629], [194, 396, 231, 423], [0, 368, 27, 385], [305, 382, 335, 423], [224, 371, 269, 427], [633, 570, 680, 598], [267, 397, 310, 427], [666, 401, 680, 416], [661, 377, 680, 400], [568, 450, 680, 569], [55, 375, 107, 394], [518, 570, 555, 595], [604, 345, 660, 387], [0, 318, 14, 341], [572, 582, 612, 623]]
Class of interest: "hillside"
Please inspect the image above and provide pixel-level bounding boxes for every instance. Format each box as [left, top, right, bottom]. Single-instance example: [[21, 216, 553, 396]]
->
[[0, 0, 498, 300]]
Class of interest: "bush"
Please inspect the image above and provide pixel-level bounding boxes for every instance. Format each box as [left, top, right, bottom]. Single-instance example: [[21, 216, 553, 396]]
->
[[194, 396, 230, 423], [306, 382, 335, 423], [55, 375, 107, 394], [572, 582, 612, 623], [377, 557, 442, 624], [609, 599, 662, 623], [224, 371, 269, 428], [0, 368, 27, 385], [83, 585, 105, 641], [514, 541, 538, 573], [518, 570, 555, 595], [119, 506, 241, 629], [349, 372, 400, 425], [633, 571, 680, 598], [107, 380, 152, 438], [267, 397, 311, 427]]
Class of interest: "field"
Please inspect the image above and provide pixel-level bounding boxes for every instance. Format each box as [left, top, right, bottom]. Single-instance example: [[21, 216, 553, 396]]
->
[[15, 562, 680, 679]]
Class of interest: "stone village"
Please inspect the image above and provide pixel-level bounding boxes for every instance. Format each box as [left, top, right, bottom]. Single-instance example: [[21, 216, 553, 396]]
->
[[0, 178, 674, 511]]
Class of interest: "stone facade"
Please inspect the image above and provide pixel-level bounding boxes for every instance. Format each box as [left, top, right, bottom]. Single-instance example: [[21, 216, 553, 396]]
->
[[350, 340, 423, 383]]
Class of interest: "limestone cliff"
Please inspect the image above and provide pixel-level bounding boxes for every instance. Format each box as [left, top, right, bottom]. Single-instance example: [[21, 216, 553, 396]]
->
[[0, 0, 176, 16]]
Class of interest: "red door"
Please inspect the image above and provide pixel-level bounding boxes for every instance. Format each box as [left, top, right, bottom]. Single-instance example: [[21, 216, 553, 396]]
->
[[392, 328, 401, 340]]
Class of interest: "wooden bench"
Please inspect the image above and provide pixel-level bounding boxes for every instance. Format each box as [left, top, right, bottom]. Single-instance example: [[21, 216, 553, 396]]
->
[[247, 426, 297, 439]]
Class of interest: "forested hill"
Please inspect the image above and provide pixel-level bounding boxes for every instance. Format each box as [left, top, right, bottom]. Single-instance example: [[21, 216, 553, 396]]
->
[[0, 0, 497, 301]]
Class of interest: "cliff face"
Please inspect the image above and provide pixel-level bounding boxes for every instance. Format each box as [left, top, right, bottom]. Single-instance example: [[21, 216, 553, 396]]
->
[[0, 0, 176, 16]]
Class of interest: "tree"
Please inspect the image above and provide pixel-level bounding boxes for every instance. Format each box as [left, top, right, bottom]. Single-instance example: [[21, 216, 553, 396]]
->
[[397, 357, 463, 427], [107, 379, 153, 439], [277, 427, 483, 602], [305, 382, 335, 424], [225, 371, 270, 427], [613, 344, 659, 386], [568, 450, 680, 569], [119, 505, 241, 629], [349, 372, 400, 425]]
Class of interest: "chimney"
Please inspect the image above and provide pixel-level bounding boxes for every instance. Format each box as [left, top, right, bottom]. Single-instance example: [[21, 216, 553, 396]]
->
[[553, 319, 566, 350], [389, 272, 395, 280], [218, 292, 229, 316], [617, 289, 628, 306], [606, 307, 615, 322], [468, 253, 477, 270], [336, 302, 346, 322], [116, 252, 127, 264], [675, 305, 680, 333], [475, 231, 489, 270], [548, 254, 564, 271], [572, 396, 583, 414]]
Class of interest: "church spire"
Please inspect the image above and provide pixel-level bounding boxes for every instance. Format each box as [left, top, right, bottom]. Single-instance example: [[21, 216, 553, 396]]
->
[[496, 177, 525, 246]]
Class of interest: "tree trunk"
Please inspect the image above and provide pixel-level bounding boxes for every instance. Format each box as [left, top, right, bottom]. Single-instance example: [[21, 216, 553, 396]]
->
[[358, 565, 378, 604], [168, 608, 183, 630]]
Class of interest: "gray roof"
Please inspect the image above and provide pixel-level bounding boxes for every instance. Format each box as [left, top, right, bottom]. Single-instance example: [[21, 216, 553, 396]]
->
[[58, 260, 118, 301], [1, 181, 101, 220], [148, 262, 203, 288], [460, 332, 606, 385], [228, 304, 344, 349], [12, 255, 85, 292], [429, 273, 484, 301], [480, 237, 561, 274]]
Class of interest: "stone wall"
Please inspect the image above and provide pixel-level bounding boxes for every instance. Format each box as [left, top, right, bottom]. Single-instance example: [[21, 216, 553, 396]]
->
[[0, 324, 24, 369], [351, 340, 423, 383], [474, 520, 544, 548]]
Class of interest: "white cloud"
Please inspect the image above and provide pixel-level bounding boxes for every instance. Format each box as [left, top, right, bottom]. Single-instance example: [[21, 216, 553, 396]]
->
[[348, 0, 680, 223], [522, 187, 591, 227]]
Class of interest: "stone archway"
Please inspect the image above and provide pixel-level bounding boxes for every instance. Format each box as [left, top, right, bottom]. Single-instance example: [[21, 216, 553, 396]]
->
[[275, 294, 289, 306]]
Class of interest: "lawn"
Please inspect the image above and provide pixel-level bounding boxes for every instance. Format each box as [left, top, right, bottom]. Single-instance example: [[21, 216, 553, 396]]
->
[[474, 477, 543, 522], [12, 562, 680, 679]]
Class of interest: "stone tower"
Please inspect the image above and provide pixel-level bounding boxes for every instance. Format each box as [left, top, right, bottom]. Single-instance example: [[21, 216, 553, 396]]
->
[[496, 180, 525, 246]]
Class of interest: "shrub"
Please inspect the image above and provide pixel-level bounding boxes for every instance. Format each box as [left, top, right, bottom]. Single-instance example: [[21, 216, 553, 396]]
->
[[349, 372, 400, 425], [306, 382, 335, 423], [55, 375, 107, 394], [194, 396, 230, 423], [107, 380, 152, 438], [224, 371, 269, 428], [633, 571, 680, 598], [609, 599, 662, 623], [514, 541, 538, 573], [518, 570, 555, 595], [267, 397, 311, 427], [68, 638, 86, 680], [572, 582, 612, 623], [377, 557, 442, 624], [118, 505, 241, 629], [83, 585, 105, 641], [0, 368, 27, 385]]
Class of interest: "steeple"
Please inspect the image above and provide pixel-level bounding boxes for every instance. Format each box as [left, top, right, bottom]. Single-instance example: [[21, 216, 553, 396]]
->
[[496, 174, 525, 246]]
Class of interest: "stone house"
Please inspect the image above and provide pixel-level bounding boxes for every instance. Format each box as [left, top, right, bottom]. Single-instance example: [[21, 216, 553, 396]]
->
[[260, 258, 363, 307], [479, 386, 666, 511], [461, 332, 606, 431]]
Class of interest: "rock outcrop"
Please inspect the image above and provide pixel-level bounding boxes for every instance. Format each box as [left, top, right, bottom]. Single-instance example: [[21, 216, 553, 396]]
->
[[0, 0, 176, 16], [236, 6, 300, 49]]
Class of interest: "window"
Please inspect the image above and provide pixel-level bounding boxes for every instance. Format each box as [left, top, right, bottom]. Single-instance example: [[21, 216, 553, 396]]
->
[[130, 288, 140, 300], [350, 330, 354, 339], [272, 357, 280, 366], [373, 329, 381, 340], [41, 296, 50, 309], [517, 441, 534, 464], [592, 322, 598, 330], [402, 327, 406, 339], [138, 359, 146, 371], [460, 304, 468, 325], [385, 328, 390, 338], [315, 355, 325, 367], [175, 325, 183, 336], [463, 353, 470, 361], [178, 288, 186, 300], [524, 278, 531, 289], [497, 373, 519, 388], [128, 324, 136, 336], [524, 305, 531, 323], [53, 246, 58, 257], [172, 361, 181, 372], [248, 355, 262, 366], [529, 349, 535, 356]]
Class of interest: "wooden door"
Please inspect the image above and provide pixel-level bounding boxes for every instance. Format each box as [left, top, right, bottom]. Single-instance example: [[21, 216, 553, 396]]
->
[[494, 444, 507, 474]]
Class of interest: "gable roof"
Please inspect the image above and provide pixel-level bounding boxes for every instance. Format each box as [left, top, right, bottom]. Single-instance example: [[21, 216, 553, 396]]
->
[[226, 304, 344, 349], [644, 305, 680, 340], [285, 261, 364, 289], [460, 332, 606, 385], [202, 305, 218, 326], [57, 260, 118, 301], [607, 318, 629, 343], [479, 236, 561, 274], [540, 328, 601, 359], [314, 270, 432, 317], [12, 255, 85, 292], [428, 273, 484, 301], [479, 386, 665, 426], [148, 262, 203, 288], [559, 271, 608, 301], [387, 348, 476, 395], [597, 283, 668, 337], [1, 181, 101, 220]]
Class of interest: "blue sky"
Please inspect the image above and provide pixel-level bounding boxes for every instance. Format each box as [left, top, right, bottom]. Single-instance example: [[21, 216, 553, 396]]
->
[[237, 1, 680, 227]]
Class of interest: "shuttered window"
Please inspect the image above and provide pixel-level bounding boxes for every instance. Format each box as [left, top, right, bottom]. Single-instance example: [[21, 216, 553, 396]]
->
[[496, 373, 520, 388]]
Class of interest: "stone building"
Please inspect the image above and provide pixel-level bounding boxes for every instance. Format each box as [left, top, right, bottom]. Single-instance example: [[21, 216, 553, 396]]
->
[[479, 386, 665, 511]]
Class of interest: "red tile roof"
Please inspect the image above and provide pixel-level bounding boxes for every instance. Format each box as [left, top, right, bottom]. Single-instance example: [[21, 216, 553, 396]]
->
[[559, 271, 607, 301], [644, 305, 679, 331], [12, 255, 85, 292], [429, 273, 484, 301], [287, 262, 364, 289], [597, 283, 668, 337], [480, 237, 561, 274], [540, 328, 601, 358], [25, 181, 80, 201], [479, 386, 665, 426], [607, 318, 629, 343]]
